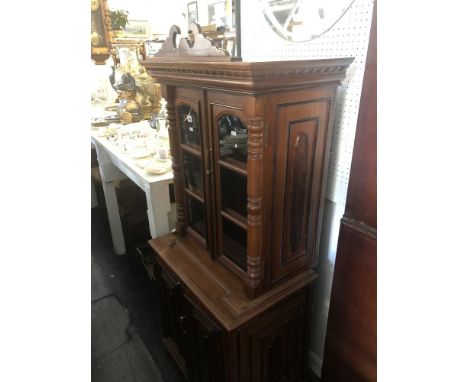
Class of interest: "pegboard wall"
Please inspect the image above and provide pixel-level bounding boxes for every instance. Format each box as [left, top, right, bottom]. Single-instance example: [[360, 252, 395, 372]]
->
[[241, 0, 374, 207], [241, 1, 375, 371]]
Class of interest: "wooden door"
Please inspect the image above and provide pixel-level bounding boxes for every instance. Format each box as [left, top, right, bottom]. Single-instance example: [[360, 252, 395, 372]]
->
[[239, 292, 310, 382], [184, 300, 226, 382], [207, 91, 250, 276], [155, 261, 190, 377], [174, 87, 212, 248]]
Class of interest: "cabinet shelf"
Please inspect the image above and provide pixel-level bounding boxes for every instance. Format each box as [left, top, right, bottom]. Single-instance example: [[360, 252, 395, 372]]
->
[[181, 143, 201, 157], [222, 234, 247, 270], [185, 188, 204, 203], [221, 208, 247, 230], [219, 158, 247, 176]]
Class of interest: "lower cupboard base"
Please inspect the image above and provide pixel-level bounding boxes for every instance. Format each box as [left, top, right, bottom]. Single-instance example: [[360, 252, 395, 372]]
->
[[151, 235, 315, 382]]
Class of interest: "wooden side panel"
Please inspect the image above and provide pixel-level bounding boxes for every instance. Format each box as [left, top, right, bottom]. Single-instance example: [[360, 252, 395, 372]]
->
[[271, 99, 331, 283], [321, 225, 377, 381]]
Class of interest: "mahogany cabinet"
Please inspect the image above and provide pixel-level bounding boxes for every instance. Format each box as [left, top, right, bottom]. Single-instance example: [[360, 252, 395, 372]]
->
[[143, 56, 352, 381]]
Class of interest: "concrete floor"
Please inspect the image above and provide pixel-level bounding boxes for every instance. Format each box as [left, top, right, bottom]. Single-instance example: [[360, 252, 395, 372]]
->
[[91, 261, 163, 382]]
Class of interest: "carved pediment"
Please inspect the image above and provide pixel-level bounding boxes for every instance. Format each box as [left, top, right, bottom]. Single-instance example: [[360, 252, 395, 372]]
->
[[155, 23, 232, 61]]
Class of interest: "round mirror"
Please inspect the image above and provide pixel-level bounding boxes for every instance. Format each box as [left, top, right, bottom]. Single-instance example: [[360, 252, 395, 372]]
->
[[260, 0, 355, 42]]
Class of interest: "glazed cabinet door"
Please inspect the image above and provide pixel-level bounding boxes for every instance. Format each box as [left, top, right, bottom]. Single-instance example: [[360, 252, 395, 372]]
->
[[207, 91, 249, 275], [174, 88, 213, 248]]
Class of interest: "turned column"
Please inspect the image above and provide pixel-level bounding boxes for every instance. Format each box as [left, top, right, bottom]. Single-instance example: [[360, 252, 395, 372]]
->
[[246, 117, 264, 298]]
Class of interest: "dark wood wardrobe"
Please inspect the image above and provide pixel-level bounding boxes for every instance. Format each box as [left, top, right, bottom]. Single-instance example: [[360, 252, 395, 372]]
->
[[321, 3, 377, 381]]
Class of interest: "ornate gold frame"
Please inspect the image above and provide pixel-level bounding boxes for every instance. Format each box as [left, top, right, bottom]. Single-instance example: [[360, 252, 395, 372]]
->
[[91, 0, 114, 65]]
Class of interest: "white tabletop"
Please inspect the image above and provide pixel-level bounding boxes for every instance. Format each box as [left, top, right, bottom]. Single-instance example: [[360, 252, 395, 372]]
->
[[91, 118, 175, 254], [91, 121, 173, 189]]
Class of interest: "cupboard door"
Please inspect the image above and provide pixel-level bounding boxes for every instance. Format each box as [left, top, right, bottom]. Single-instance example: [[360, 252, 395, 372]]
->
[[239, 292, 309, 382], [175, 95, 211, 246], [270, 99, 332, 283], [210, 104, 248, 272], [184, 301, 225, 382]]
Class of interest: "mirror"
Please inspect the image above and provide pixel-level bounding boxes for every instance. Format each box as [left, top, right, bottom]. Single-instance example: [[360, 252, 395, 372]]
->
[[259, 0, 355, 42]]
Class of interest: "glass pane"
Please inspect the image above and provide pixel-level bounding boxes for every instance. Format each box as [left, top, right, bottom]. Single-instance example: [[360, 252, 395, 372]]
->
[[220, 167, 247, 217], [222, 218, 247, 270], [178, 104, 201, 146], [183, 152, 204, 196], [187, 195, 206, 239], [218, 115, 248, 163]]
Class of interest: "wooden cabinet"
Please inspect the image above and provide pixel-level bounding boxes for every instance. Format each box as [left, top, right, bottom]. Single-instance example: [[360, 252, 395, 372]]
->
[[143, 52, 352, 381]]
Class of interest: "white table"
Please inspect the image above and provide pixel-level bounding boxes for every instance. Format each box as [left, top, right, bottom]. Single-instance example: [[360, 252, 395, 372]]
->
[[91, 124, 174, 255]]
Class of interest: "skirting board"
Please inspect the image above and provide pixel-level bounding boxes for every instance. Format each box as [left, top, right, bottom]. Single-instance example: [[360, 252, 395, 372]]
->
[[308, 350, 323, 378]]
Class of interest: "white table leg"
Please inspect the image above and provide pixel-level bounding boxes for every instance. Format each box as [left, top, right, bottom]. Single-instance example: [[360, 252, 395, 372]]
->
[[94, 142, 127, 255], [145, 181, 172, 238], [101, 180, 126, 254]]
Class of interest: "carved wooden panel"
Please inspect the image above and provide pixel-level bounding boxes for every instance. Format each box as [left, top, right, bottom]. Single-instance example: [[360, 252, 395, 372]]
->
[[154, 23, 232, 61], [271, 99, 332, 284], [282, 119, 318, 263]]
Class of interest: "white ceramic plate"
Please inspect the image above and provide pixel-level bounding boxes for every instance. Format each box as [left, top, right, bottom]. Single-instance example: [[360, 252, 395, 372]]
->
[[129, 150, 151, 159], [134, 159, 149, 169], [145, 165, 168, 175]]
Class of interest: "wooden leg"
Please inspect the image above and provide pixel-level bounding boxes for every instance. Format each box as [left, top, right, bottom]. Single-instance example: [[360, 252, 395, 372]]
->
[[94, 142, 127, 255], [145, 181, 172, 238]]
